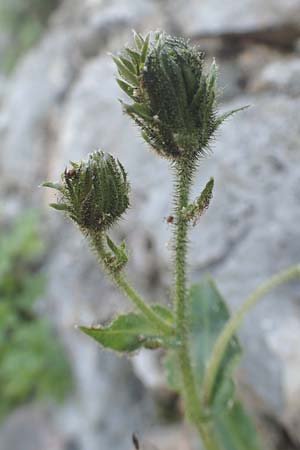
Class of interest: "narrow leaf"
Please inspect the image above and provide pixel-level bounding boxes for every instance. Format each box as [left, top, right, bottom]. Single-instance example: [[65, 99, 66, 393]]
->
[[207, 59, 218, 92], [49, 203, 69, 211], [125, 47, 141, 67], [141, 33, 150, 64], [126, 102, 153, 122], [116, 78, 135, 99], [105, 235, 128, 270], [184, 178, 214, 225], [106, 235, 120, 255], [112, 56, 139, 86], [119, 55, 136, 74], [214, 105, 250, 130], [42, 182, 63, 192], [133, 30, 144, 50], [191, 73, 207, 110]]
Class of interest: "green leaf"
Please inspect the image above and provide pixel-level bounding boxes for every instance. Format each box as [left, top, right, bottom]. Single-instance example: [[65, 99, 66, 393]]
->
[[166, 278, 241, 414], [116, 78, 135, 99], [188, 278, 241, 412], [184, 177, 214, 225], [141, 33, 150, 64], [214, 105, 250, 131], [125, 47, 141, 67], [42, 181, 63, 191], [133, 30, 144, 50], [119, 55, 136, 74], [187, 279, 263, 448], [112, 56, 139, 86], [105, 235, 128, 272], [125, 102, 153, 122], [191, 73, 208, 110], [152, 304, 174, 323], [207, 59, 218, 92], [49, 203, 69, 211], [213, 401, 263, 450], [164, 279, 263, 449], [80, 306, 175, 353]]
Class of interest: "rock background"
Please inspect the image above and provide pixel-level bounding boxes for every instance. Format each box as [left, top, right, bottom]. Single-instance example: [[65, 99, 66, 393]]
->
[[1, 0, 300, 449]]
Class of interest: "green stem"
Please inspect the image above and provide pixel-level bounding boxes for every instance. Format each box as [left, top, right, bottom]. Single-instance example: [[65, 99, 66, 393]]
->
[[203, 264, 300, 406], [91, 231, 173, 335], [114, 273, 172, 335], [173, 159, 219, 450]]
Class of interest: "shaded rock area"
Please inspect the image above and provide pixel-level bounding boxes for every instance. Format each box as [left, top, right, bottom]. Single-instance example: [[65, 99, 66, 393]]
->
[[0, 406, 65, 450], [1, 0, 300, 449]]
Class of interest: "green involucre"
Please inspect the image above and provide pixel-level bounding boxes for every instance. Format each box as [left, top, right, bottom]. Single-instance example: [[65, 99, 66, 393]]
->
[[114, 31, 245, 161], [44, 151, 130, 234]]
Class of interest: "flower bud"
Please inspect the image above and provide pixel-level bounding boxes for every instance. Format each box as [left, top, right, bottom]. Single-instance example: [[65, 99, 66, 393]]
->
[[44, 151, 130, 234], [114, 31, 245, 161]]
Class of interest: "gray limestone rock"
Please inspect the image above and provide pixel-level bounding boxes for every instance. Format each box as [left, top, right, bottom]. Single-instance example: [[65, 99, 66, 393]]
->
[[165, 0, 300, 36], [2, 0, 300, 448], [0, 406, 65, 450]]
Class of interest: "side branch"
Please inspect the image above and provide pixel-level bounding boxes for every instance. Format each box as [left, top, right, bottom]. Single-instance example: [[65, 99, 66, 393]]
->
[[203, 264, 300, 405], [91, 231, 173, 335]]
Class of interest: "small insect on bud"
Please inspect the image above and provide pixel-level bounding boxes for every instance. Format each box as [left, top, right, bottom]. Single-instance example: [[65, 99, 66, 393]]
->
[[64, 168, 77, 178], [165, 215, 174, 224], [43, 151, 130, 234], [114, 31, 247, 161]]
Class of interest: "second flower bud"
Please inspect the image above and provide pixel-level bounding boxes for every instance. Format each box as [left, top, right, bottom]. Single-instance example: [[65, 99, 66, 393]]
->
[[44, 151, 130, 235]]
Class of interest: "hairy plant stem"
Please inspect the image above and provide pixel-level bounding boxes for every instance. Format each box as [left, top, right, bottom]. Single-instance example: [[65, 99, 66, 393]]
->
[[202, 264, 300, 406], [173, 158, 219, 450], [90, 231, 173, 335]]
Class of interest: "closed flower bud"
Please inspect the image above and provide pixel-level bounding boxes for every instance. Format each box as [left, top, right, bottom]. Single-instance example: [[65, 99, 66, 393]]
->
[[114, 31, 245, 161], [43, 151, 130, 234]]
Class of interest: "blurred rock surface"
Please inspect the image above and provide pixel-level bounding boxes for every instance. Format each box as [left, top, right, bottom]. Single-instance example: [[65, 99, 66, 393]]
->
[[0, 406, 65, 450], [1, 0, 300, 449], [166, 0, 300, 35]]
